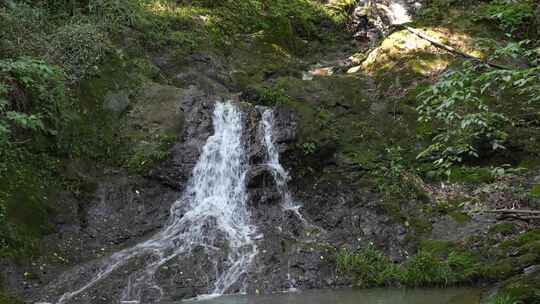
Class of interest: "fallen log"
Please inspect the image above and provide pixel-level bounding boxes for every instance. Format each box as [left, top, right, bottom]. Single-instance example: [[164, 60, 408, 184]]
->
[[400, 25, 509, 70], [485, 209, 540, 215]]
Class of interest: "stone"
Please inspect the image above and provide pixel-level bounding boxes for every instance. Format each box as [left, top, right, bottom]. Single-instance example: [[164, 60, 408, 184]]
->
[[103, 90, 130, 116]]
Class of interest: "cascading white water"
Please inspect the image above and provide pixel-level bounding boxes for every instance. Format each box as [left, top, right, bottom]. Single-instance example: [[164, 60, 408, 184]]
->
[[260, 108, 306, 292], [56, 102, 257, 304], [260, 108, 305, 222]]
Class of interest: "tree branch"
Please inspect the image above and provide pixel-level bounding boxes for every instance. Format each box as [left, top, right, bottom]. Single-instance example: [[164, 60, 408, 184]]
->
[[400, 25, 510, 70]]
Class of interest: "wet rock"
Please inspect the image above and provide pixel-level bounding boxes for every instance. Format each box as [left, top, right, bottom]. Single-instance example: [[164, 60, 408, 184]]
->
[[170, 288, 196, 301], [350, 0, 421, 44], [430, 214, 496, 242], [247, 165, 277, 189]]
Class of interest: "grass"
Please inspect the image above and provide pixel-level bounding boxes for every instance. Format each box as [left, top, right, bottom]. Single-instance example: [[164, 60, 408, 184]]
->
[[337, 228, 540, 289], [336, 245, 399, 287], [336, 245, 477, 288]]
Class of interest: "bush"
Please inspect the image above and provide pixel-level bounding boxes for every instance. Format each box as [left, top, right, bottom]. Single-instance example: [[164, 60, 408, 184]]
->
[[0, 58, 70, 148], [477, 0, 536, 36], [416, 38, 540, 176], [336, 245, 398, 287], [400, 251, 451, 286], [0, 3, 50, 58], [88, 0, 152, 30], [416, 62, 509, 176], [46, 20, 109, 82], [337, 245, 478, 288]]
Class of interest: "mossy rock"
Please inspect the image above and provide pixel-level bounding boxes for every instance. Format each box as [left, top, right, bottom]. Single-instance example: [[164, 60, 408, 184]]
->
[[449, 211, 471, 224], [501, 229, 540, 250], [419, 239, 459, 256], [487, 266, 540, 304], [480, 260, 515, 280], [489, 223, 517, 236], [448, 167, 494, 184]]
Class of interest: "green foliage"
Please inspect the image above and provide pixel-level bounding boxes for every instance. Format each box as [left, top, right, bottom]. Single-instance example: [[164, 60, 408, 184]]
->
[[126, 133, 176, 174], [487, 294, 518, 304], [416, 62, 509, 176], [252, 87, 290, 106], [448, 166, 494, 184], [531, 185, 540, 199], [46, 20, 109, 82], [489, 223, 517, 236], [369, 146, 429, 201], [417, 38, 540, 176], [401, 251, 476, 287], [336, 245, 398, 287], [301, 141, 317, 156], [477, 0, 536, 35], [0, 2, 50, 58], [0, 58, 72, 256], [87, 0, 151, 30], [336, 245, 478, 288], [417, 0, 462, 23], [0, 58, 70, 148], [323, 0, 359, 25]]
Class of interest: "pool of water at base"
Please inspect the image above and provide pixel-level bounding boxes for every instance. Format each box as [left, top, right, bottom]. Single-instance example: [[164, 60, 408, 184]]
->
[[168, 287, 483, 304]]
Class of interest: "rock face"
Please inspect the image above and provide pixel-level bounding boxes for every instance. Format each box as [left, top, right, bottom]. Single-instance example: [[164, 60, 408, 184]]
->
[[350, 0, 422, 44], [8, 80, 406, 303], [3, 21, 413, 302]]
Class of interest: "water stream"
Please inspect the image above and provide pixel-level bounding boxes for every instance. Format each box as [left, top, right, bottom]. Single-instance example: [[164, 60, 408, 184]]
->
[[260, 108, 305, 224], [55, 102, 258, 304]]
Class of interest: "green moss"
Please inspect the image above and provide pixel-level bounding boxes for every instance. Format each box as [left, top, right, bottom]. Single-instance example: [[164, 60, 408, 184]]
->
[[501, 229, 540, 249], [0, 151, 59, 259], [449, 211, 472, 224], [449, 167, 494, 184], [380, 200, 406, 223], [409, 218, 433, 235], [530, 184, 540, 198], [419, 240, 458, 256], [0, 291, 22, 304], [517, 252, 537, 266], [126, 133, 176, 174], [489, 223, 517, 236], [488, 267, 540, 304]]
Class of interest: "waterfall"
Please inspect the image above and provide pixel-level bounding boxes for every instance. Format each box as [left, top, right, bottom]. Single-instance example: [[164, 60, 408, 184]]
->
[[260, 108, 305, 222], [56, 102, 258, 304], [260, 108, 302, 292]]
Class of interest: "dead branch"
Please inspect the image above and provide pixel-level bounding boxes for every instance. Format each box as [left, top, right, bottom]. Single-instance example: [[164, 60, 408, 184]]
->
[[400, 25, 509, 70], [485, 209, 540, 215]]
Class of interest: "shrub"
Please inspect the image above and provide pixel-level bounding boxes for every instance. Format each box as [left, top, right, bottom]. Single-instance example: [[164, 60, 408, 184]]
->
[[337, 245, 479, 288], [0, 3, 50, 58], [400, 251, 452, 287], [336, 245, 398, 287], [477, 0, 536, 35], [252, 87, 291, 107], [416, 39, 540, 176], [0, 58, 70, 148], [325, 0, 359, 25], [88, 0, 151, 30], [416, 62, 509, 176], [46, 20, 109, 82]]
